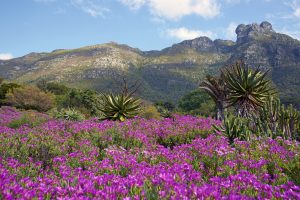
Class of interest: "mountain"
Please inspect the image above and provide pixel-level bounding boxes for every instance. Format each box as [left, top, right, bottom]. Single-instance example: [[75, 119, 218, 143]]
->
[[1, 21, 300, 106]]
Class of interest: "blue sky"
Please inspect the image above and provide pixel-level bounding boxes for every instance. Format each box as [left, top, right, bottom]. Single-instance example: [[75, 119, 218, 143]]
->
[[1, 0, 300, 59]]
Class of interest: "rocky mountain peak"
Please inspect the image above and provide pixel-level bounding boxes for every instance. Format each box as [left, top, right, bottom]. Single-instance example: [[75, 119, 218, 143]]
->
[[178, 36, 215, 52], [236, 21, 274, 43]]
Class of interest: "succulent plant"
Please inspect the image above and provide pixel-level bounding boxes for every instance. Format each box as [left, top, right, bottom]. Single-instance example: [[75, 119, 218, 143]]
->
[[99, 93, 141, 121], [213, 114, 252, 144], [54, 108, 85, 121], [222, 61, 274, 118]]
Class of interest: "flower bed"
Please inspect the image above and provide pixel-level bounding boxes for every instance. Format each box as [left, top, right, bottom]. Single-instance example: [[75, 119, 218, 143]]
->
[[0, 107, 299, 199]]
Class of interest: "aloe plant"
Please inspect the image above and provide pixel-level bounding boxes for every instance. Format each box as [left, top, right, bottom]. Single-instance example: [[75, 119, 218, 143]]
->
[[213, 115, 252, 144], [100, 93, 141, 121], [250, 96, 300, 140], [278, 104, 300, 140], [222, 61, 274, 118], [54, 108, 85, 121]]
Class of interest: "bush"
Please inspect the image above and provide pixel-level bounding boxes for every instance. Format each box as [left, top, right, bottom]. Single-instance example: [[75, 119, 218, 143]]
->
[[178, 89, 215, 117], [0, 82, 21, 106], [37, 80, 70, 95], [156, 129, 209, 149], [139, 104, 161, 119], [52, 108, 85, 121], [59, 89, 102, 117], [6, 86, 55, 112]]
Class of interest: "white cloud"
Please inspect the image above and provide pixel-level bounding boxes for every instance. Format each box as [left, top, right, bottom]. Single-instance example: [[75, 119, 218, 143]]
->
[[0, 53, 13, 60], [294, 7, 300, 17], [70, 0, 110, 17], [71, 0, 109, 17], [225, 22, 238, 40], [286, 0, 300, 18], [119, 0, 146, 10], [120, 0, 220, 20], [166, 27, 216, 40]]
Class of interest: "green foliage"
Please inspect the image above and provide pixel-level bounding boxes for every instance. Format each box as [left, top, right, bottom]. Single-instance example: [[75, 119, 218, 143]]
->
[[90, 128, 144, 151], [8, 112, 48, 129], [253, 97, 300, 140], [215, 96, 300, 144], [0, 82, 21, 105], [154, 101, 176, 118], [143, 180, 159, 200], [99, 93, 141, 121], [139, 104, 161, 119], [281, 156, 300, 185], [222, 61, 274, 117], [155, 101, 175, 112], [156, 129, 209, 149], [37, 81, 70, 95], [5, 85, 55, 112], [213, 115, 252, 144], [0, 132, 61, 169], [178, 89, 215, 117], [200, 75, 227, 120], [60, 88, 103, 117], [52, 108, 85, 121]]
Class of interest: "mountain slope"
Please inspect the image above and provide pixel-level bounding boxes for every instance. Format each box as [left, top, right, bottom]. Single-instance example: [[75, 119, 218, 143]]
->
[[0, 21, 300, 106]]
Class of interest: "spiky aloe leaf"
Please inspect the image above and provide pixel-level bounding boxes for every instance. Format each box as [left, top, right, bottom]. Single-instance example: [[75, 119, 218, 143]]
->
[[99, 93, 141, 121], [222, 61, 274, 117]]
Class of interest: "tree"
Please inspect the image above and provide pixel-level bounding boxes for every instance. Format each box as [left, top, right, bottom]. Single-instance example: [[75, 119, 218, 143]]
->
[[200, 75, 227, 120], [178, 89, 215, 117], [222, 61, 274, 117]]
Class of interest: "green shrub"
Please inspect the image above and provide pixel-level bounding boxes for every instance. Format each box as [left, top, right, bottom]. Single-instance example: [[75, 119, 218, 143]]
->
[[0, 82, 21, 106], [213, 115, 252, 144], [139, 104, 161, 119], [6, 86, 55, 112], [156, 129, 209, 149], [252, 96, 300, 140], [52, 108, 85, 121], [178, 89, 215, 117], [59, 89, 103, 117]]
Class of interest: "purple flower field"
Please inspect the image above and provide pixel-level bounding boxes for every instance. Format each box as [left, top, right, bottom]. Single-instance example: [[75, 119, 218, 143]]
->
[[0, 107, 299, 199]]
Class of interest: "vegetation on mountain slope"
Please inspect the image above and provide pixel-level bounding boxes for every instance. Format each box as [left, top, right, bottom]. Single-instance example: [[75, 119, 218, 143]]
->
[[1, 22, 299, 106]]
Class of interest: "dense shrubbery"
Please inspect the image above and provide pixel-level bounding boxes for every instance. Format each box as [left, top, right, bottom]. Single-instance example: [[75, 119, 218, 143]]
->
[[0, 82, 20, 106], [59, 88, 103, 117], [178, 89, 215, 117], [5, 85, 55, 112]]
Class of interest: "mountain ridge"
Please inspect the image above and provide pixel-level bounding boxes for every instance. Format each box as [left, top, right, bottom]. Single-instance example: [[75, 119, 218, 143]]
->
[[1, 21, 300, 106]]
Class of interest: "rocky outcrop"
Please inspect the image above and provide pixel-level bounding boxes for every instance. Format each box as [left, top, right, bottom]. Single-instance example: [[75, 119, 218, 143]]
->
[[236, 21, 274, 44]]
